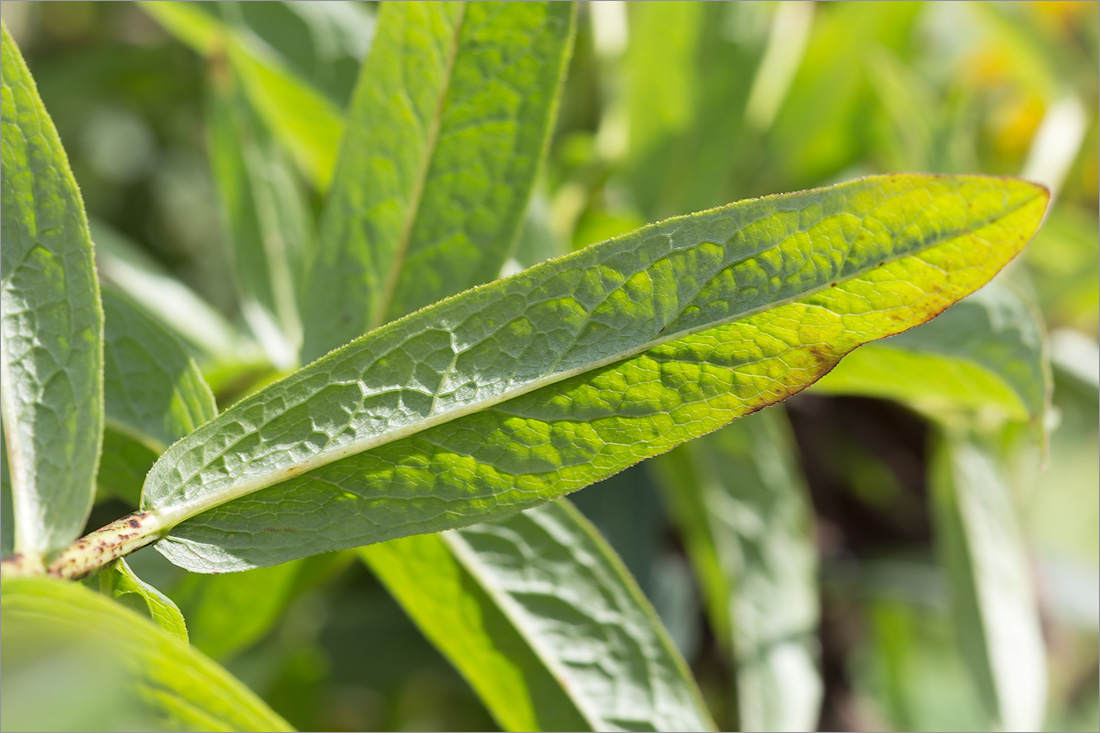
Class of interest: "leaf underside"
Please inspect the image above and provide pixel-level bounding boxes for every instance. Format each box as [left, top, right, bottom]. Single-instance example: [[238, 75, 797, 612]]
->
[[2, 576, 291, 732], [362, 499, 716, 732], [1, 24, 103, 561], [140, 174, 1047, 573]]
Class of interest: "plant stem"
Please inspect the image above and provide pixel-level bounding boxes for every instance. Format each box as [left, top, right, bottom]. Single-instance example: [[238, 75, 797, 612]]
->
[[0, 510, 169, 580]]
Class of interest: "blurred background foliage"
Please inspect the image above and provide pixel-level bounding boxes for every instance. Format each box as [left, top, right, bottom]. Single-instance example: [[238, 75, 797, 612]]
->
[[1, 2, 1096, 731]]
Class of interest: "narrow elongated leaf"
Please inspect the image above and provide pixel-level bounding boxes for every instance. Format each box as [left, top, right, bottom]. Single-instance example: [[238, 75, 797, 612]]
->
[[302, 2, 577, 358], [0, 25, 103, 565], [139, 1, 344, 191], [97, 558, 189, 643], [362, 500, 715, 732], [209, 58, 310, 368], [100, 287, 217, 505], [1, 576, 292, 732], [138, 175, 1047, 573], [161, 2, 374, 108], [813, 280, 1050, 425], [92, 220, 249, 364], [930, 431, 1047, 731], [171, 561, 301, 661], [1, 420, 11, 558], [651, 408, 821, 732]]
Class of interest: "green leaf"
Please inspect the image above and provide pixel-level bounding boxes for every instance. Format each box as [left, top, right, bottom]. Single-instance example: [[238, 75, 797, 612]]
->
[[97, 558, 189, 643], [930, 431, 1047, 731], [171, 561, 301, 661], [767, 2, 922, 186], [650, 408, 822, 732], [92, 219, 249, 364], [99, 287, 218, 505], [362, 500, 715, 732], [138, 174, 1047, 573], [1, 419, 11, 558], [180, 2, 374, 108], [139, 1, 345, 191], [0, 25, 103, 565], [812, 280, 1051, 425], [1, 576, 292, 732], [208, 58, 311, 368], [301, 1, 578, 359]]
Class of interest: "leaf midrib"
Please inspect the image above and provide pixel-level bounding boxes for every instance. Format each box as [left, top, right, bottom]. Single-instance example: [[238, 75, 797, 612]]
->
[[373, 4, 468, 331], [153, 189, 1038, 527], [442, 530, 597, 730]]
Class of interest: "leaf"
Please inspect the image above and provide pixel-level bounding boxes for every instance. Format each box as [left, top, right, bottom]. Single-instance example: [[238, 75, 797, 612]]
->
[[208, 57, 311, 368], [650, 408, 822, 732], [97, 558, 189, 643], [140, 1, 345, 191], [92, 219, 249, 364], [1, 576, 292, 732], [1, 419, 11, 558], [100, 287, 218, 505], [812, 279, 1051, 425], [171, 561, 301, 661], [930, 430, 1047, 731], [0, 25, 103, 565], [183, 2, 374, 108], [767, 2, 923, 186], [301, 1, 578, 359], [361, 500, 715, 732], [137, 174, 1048, 573]]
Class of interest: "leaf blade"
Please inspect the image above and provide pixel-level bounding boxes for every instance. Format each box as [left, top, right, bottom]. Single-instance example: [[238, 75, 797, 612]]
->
[[97, 558, 189, 643], [812, 279, 1050, 425], [362, 500, 715, 732], [930, 431, 1047, 731], [139, 1, 345, 190], [208, 59, 310, 368], [99, 287, 217, 505], [0, 25, 103, 563], [140, 175, 1048, 571], [651, 409, 822, 732], [1, 576, 292, 732], [301, 1, 578, 358]]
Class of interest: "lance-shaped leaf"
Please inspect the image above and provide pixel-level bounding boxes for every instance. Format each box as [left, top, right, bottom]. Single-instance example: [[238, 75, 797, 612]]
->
[[0, 25, 103, 566], [209, 56, 310, 369], [171, 560, 302, 661], [813, 279, 1050, 426], [92, 219, 249, 364], [930, 431, 1047, 731], [100, 287, 217, 506], [650, 408, 822, 732], [362, 500, 715, 732], [95, 558, 189, 643], [1, 576, 292, 732], [301, 2, 578, 359], [130, 175, 1047, 574], [139, 1, 345, 191], [1, 420, 11, 558]]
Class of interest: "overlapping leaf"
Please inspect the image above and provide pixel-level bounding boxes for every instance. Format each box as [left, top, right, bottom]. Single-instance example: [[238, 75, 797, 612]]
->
[[301, 2, 578, 357], [135, 175, 1048, 572], [139, 1, 348, 190], [1, 25, 103, 565], [651, 409, 821, 732], [99, 287, 217, 505], [362, 500, 715, 732], [813, 279, 1050, 425], [1, 576, 291, 732], [92, 220, 248, 364], [208, 59, 310, 368], [95, 558, 189, 643], [930, 431, 1047, 731]]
